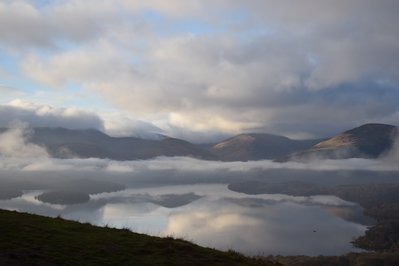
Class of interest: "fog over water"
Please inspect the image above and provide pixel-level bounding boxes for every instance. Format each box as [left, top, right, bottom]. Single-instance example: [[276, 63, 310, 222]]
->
[[2, 151, 399, 255], [0, 127, 398, 255]]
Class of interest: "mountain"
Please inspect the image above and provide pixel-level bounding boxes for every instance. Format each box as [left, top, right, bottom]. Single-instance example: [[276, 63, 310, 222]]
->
[[211, 133, 322, 161], [21, 127, 215, 160], [282, 123, 398, 161], [2, 124, 396, 162]]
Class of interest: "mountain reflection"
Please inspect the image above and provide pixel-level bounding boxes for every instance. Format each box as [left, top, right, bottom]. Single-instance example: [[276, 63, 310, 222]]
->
[[0, 184, 367, 256]]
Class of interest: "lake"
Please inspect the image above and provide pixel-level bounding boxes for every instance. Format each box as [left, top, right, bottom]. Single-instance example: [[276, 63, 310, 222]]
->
[[1, 183, 367, 256]]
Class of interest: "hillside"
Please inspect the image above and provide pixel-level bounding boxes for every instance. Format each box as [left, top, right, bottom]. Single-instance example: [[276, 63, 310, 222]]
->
[[1, 124, 397, 162], [2, 204, 399, 266], [211, 133, 320, 161], [281, 123, 398, 161], [0, 209, 274, 266], [16, 127, 216, 160]]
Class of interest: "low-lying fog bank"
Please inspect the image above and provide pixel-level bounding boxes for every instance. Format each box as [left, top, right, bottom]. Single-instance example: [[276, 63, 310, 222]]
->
[[1, 155, 399, 255]]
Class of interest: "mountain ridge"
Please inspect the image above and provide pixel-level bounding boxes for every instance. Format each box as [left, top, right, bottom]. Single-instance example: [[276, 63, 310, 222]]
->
[[0, 127, 216, 161], [0, 123, 397, 162], [281, 123, 398, 161], [211, 133, 322, 161]]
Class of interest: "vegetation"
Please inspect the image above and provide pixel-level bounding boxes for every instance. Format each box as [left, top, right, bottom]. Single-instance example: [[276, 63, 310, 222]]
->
[[0, 209, 276, 266], [353, 220, 399, 252], [332, 184, 399, 253], [333, 183, 399, 208], [267, 252, 399, 266]]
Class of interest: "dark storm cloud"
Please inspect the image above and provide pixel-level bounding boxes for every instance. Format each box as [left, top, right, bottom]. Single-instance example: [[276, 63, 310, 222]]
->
[[255, 81, 399, 137]]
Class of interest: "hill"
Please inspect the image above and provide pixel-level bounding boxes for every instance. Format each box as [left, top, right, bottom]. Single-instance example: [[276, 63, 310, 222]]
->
[[1, 124, 397, 162], [0, 209, 274, 266], [1, 206, 399, 266], [211, 133, 321, 161], [15, 127, 216, 160], [281, 123, 398, 161]]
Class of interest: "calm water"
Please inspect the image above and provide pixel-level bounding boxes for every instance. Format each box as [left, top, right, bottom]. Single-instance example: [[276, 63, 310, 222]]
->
[[1, 184, 367, 256]]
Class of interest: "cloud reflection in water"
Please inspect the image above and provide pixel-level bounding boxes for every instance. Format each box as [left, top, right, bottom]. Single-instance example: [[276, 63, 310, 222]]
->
[[90, 185, 366, 256]]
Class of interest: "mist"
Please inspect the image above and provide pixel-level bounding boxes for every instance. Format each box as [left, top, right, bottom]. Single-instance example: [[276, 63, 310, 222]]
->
[[1, 126, 399, 255], [0, 122, 48, 158], [1, 143, 399, 194], [0, 122, 398, 195], [382, 131, 399, 164]]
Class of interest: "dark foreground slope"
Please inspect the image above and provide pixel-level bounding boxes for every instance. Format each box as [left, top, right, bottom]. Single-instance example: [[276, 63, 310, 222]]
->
[[0, 210, 274, 266], [2, 209, 399, 266]]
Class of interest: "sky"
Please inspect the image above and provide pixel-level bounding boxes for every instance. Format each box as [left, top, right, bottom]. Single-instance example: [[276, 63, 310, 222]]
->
[[0, 0, 399, 142]]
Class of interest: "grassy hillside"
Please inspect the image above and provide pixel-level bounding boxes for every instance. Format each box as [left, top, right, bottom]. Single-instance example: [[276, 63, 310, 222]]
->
[[2, 197, 399, 266], [0, 209, 275, 266]]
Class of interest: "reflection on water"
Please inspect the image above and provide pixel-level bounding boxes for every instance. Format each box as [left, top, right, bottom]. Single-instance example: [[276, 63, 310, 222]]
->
[[0, 184, 367, 256]]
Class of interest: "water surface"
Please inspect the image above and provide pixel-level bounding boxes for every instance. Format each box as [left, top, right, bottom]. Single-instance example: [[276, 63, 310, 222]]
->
[[0, 184, 367, 256]]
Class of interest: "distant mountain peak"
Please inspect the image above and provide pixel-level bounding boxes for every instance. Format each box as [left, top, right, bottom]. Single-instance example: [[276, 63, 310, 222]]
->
[[0, 126, 215, 161], [213, 134, 256, 150], [283, 123, 398, 161], [312, 123, 397, 150], [211, 133, 320, 161], [343, 123, 397, 136], [1, 124, 396, 162]]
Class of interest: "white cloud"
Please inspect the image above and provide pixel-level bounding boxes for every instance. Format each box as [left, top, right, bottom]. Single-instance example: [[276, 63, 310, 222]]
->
[[0, 1, 49, 47], [12, 155, 395, 174], [0, 0, 398, 138], [0, 0, 112, 49], [0, 85, 25, 103], [0, 121, 48, 158], [0, 99, 104, 130], [101, 113, 164, 139]]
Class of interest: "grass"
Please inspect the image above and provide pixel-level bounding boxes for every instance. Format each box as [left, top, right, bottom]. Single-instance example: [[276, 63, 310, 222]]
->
[[0, 209, 276, 266]]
